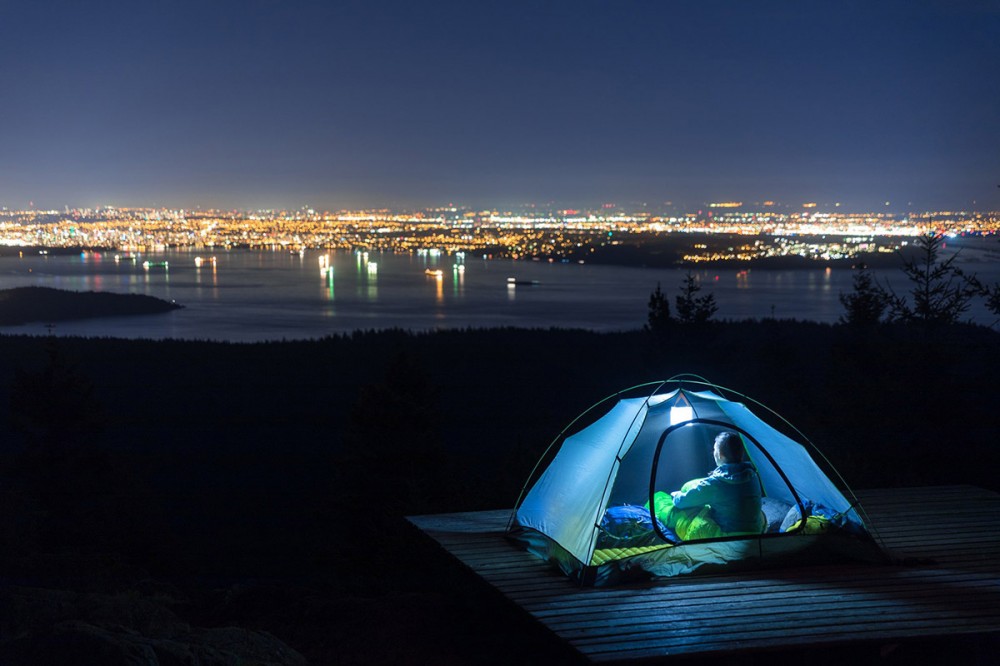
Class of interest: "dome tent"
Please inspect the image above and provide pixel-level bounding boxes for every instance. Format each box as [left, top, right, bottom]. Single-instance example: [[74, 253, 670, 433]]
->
[[506, 377, 888, 586]]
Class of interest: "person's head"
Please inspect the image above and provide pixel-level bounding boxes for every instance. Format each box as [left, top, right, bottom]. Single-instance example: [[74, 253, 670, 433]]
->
[[713, 431, 746, 465]]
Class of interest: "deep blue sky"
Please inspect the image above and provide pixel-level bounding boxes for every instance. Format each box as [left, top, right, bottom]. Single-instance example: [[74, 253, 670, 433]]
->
[[1, 1, 997, 212]]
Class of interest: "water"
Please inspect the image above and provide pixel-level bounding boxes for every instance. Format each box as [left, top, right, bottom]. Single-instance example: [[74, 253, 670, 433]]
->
[[1, 244, 997, 342]]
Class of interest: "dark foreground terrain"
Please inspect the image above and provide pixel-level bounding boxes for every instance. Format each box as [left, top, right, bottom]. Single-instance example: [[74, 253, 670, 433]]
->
[[0, 322, 997, 664]]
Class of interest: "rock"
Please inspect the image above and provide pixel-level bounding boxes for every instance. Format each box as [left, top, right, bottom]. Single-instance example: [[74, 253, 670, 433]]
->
[[0, 587, 306, 666], [5, 621, 159, 666], [183, 626, 308, 666], [0, 586, 182, 639]]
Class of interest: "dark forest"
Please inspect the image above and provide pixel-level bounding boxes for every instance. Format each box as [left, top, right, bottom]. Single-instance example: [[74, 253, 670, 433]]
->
[[0, 320, 997, 663]]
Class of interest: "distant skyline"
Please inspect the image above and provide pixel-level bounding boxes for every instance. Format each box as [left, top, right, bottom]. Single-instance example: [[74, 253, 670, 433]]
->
[[2, 1, 998, 212]]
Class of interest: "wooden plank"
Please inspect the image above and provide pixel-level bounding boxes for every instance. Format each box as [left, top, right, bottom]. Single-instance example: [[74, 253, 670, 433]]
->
[[520, 580, 1000, 619], [528, 571, 1000, 615], [571, 613, 1000, 654], [408, 485, 1000, 663], [582, 619, 1000, 661], [555, 581, 1000, 627]]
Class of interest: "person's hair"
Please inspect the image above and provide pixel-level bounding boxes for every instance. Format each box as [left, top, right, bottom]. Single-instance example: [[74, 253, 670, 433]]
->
[[714, 431, 745, 463]]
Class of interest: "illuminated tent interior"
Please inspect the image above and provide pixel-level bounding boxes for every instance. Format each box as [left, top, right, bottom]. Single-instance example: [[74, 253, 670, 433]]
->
[[506, 377, 888, 586]]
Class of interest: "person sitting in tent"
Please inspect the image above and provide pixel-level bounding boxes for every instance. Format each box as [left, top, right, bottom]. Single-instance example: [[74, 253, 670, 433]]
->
[[651, 431, 766, 540]]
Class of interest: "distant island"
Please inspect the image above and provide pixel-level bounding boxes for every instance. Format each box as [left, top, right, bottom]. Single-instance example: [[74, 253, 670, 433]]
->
[[530, 233, 927, 270], [0, 286, 182, 325]]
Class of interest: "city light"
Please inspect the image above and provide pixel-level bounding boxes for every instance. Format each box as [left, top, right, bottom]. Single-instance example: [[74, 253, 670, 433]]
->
[[0, 206, 995, 266]]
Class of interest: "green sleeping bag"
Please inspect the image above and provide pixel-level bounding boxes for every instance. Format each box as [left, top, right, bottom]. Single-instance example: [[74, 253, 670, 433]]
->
[[648, 488, 723, 542]]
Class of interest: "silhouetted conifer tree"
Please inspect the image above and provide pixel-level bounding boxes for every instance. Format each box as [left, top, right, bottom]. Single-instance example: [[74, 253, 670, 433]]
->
[[645, 282, 672, 333], [674, 272, 718, 324], [341, 351, 447, 512], [838, 267, 890, 326], [985, 283, 1000, 320], [886, 233, 980, 325], [10, 337, 106, 454], [8, 338, 151, 562]]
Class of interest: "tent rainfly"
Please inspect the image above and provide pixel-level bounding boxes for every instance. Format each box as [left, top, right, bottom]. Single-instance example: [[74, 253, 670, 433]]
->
[[506, 377, 889, 586]]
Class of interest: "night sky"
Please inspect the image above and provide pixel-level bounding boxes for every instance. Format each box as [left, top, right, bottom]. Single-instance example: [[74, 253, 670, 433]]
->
[[2, 1, 998, 212]]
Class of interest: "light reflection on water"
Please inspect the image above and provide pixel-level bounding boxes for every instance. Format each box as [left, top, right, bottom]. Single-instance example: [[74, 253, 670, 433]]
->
[[1, 246, 997, 342]]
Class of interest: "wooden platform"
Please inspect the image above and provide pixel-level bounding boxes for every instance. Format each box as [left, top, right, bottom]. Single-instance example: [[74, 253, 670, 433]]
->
[[408, 485, 1000, 662]]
